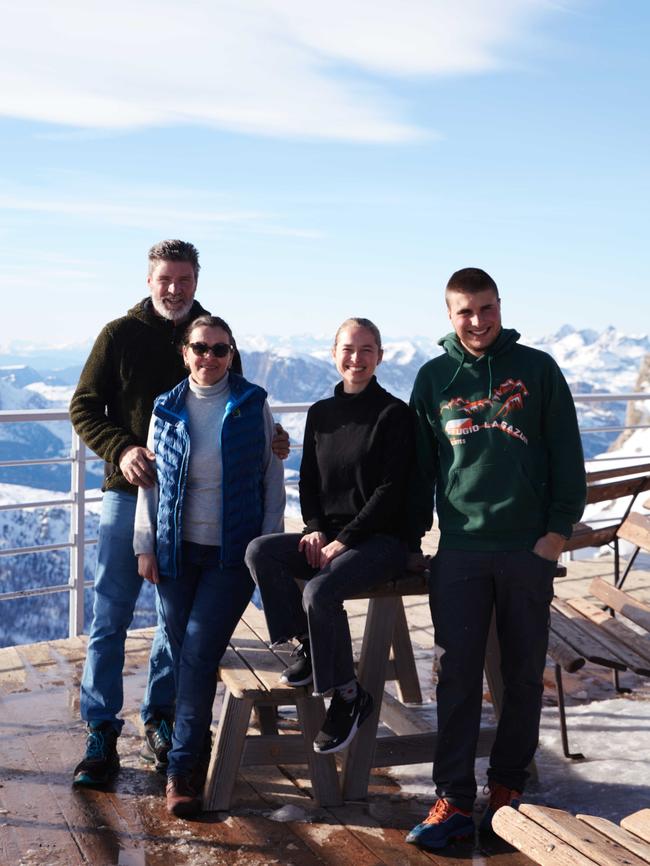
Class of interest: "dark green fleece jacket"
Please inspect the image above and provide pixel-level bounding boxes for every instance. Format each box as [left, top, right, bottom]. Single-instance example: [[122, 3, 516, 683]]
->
[[409, 328, 586, 552], [69, 298, 210, 494]]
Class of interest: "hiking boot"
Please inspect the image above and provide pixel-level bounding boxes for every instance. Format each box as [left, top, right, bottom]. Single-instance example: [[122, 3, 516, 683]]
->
[[406, 799, 474, 850], [166, 775, 201, 818], [313, 685, 373, 754], [140, 716, 173, 773], [72, 721, 120, 787], [479, 782, 522, 833], [280, 639, 313, 687]]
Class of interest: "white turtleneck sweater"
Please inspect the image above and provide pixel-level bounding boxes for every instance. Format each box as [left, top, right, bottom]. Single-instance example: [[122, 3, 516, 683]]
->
[[133, 374, 285, 555]]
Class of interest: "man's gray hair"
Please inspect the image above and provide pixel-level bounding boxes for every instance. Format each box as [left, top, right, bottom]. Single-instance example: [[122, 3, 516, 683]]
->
[[148, 240, 200, 279]]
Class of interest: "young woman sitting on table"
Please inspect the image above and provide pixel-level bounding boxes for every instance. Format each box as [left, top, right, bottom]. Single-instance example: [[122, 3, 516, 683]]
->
[[134, 314, 285, 818], [245, 317, 413, 755]]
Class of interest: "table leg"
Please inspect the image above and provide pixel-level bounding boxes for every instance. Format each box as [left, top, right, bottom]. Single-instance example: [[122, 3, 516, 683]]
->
[[341, 596, 400, 800]]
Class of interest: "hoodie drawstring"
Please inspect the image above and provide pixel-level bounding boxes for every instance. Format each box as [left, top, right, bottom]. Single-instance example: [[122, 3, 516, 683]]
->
[[441, 355, 465, 393]]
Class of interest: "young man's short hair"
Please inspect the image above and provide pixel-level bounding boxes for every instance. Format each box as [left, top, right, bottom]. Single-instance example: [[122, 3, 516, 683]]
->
[[148, 239, 201, 280], [445, 268, 499, 305]]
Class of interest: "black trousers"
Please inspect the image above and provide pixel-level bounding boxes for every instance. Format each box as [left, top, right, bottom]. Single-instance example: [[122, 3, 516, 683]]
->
[[430, 548, 556, 810]]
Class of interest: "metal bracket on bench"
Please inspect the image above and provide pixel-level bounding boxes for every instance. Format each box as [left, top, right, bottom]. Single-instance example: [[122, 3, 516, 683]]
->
[[554, 663, 585, 761]]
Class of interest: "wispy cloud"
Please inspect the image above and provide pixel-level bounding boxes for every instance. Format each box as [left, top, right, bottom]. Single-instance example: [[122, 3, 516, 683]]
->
[[0, 0, 569, 142], [0, 186, 323, 238]]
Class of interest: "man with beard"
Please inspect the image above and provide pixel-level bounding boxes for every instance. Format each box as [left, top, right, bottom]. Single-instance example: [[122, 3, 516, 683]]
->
[[70, 239, 287, 786]]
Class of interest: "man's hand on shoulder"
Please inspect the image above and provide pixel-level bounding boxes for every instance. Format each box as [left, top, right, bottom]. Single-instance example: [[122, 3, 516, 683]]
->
[[119, 445, 156, 488], [272, 423, 290, 460], [533, 531, 566, 563]]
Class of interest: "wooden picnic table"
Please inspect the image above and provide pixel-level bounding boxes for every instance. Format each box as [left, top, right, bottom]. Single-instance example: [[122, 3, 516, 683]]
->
[[205, 572, 502, 808]]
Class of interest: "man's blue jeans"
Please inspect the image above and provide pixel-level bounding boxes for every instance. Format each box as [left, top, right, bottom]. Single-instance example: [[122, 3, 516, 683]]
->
[[80, 490, 175, 732], [156, 541, 254, 777]]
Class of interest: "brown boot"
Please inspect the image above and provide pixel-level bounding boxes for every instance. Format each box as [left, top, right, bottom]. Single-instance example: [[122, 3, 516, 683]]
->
[[166, 775, 201, 818]]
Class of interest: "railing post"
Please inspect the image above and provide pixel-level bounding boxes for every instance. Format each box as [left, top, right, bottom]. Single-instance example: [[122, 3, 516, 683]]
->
[[69, 430, 86, 637]]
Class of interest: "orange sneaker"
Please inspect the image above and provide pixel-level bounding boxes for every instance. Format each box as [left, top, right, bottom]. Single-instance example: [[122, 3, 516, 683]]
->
[[479, 782, 522, 833], [406, 798, 474, 849]]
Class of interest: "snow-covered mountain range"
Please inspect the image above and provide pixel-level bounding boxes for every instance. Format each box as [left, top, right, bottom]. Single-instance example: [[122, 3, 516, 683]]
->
[[1, 325, 649, 647]]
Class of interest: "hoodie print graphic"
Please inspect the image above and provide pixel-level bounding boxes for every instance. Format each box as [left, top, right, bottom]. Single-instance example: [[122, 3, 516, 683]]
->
[[441, 378, 530, 446]]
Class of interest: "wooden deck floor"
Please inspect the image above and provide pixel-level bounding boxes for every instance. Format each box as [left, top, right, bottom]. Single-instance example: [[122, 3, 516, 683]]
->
[[1, 535, 649, 866]]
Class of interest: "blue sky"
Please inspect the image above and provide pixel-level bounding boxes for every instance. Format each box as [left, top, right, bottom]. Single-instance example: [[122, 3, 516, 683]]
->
[[1, 0, 648, 349]]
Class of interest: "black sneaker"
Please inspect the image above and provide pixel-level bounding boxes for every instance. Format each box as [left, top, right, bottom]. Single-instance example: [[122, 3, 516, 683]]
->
[[140, 716, 173, 773], [72, 721, 120, 787], [313, 685, 374, 754], [280, 639, 313, 687]]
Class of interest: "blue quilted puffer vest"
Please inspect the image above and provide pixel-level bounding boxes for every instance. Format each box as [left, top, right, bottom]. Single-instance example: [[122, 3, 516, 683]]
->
[[152, 373, 267, 576]]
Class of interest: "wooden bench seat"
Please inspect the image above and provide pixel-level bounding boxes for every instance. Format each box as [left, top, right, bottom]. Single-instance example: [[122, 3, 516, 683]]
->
[[546, 573, 650, 759], [493, 804, 650, 865], [563, 465, 650, 585], [202, 609, 341, 811]]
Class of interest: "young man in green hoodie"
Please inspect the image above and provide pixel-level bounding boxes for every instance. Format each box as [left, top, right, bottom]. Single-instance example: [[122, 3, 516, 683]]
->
[[406, 268, 586, 851]]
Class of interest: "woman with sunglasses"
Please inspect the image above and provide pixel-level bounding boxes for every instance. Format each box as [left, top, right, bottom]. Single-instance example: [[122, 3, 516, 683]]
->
[[245, 317, 413, 756], [133, 314, 285, 818]]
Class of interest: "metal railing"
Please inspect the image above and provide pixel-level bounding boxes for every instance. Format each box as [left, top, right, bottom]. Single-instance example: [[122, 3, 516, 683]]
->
[[1, 393, 649, 638]]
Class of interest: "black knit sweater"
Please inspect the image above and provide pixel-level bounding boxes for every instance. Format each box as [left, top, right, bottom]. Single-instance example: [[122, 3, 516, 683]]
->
[[69, 297, 211, 494], [299, 377, 413, 546]]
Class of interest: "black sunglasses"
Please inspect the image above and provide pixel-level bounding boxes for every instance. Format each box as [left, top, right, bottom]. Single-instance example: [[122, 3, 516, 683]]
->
[[188, 341, 233, 358]]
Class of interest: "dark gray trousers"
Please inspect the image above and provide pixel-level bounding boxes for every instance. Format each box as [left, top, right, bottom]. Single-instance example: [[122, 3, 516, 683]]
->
[[430, 548, 556, 809], [245, 532, 407, 695]]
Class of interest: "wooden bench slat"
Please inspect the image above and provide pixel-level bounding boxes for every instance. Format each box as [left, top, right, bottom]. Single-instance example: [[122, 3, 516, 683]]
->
[[519, 804, 650, 866], [492, 806, 600, 866], [621, 810, 650, 846], [590, 578, 650, 633], [546, 629, 586, 673], [586, 474, 650, 505], [566, 597, 650, 673], [563, 524, 618, 552], [587, 463, 650, 483], [618, 511, 650, 550], [550, 603, 626, 670], [578, 814, 650, 864]]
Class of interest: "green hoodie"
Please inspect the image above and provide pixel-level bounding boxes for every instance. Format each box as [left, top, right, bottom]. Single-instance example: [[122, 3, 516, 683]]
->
[[409, 327, 586, 552]]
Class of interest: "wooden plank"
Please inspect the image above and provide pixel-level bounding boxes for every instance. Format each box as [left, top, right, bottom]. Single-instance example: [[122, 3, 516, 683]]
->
[[586, 474, 650, 505], [547, 630, 586, 673], [618, 512, 650, 551], [380, 691, 433, 735], [294, 693, 342, 807], [566, 597, 650, 673], [341, 596, 399, 800], [492, 806, 599, 866], [350, 574, 429, 599], [578, 814, 650, 864], [240, 731, 312, 765], [563, 524, 618, 552], [0, 645, 27, 691], [586, 463, 650, 483], [590, 578, 650, 633], [203, 689, 254, 811], [219, 646, 270, 698], [240, 764, 405, 866], [370, 725, 496, 767], [622, 811, 650, 846], [520, 804, 650, 866], [390, 598, 423, 703], [550, 601, 626, 670]]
